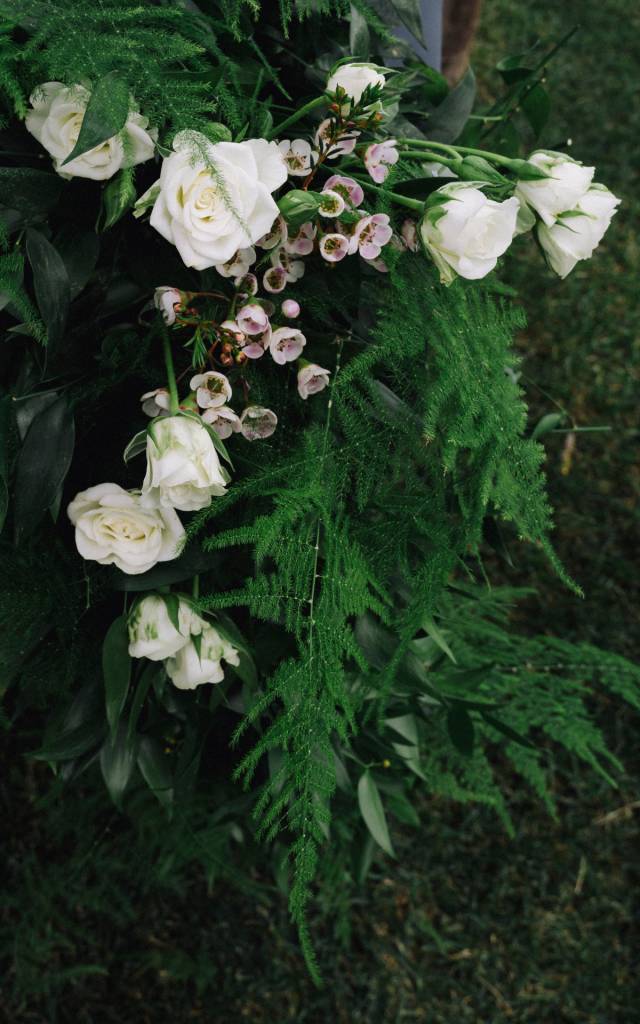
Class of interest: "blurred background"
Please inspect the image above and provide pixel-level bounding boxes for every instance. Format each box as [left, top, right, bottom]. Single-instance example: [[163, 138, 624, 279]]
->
[[2, 1, 638, 1020]]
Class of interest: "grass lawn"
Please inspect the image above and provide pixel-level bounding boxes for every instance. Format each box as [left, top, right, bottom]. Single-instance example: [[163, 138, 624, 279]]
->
[[2, 1, 638, 1021]]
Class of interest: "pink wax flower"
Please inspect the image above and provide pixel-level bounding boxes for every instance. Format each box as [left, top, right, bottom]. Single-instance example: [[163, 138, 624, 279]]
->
[[189, 371, 232, 410], [349, 213, 393, 260], [263, 266, 287, 293], [324, 175, 364, 207], [364, 139, 399, 184], [153, 287, 183, 326], [214, 246, 256, 279], [297, 363, 331, 399], [318, 189, 346, 218], [240, 406, 278, 441], [237, 303, 270, 336], [201, 405, 241, 439], [241, 325, 271, 359], [257, 215, 288, 251], [278, 139, 316, 177], [319, 232, 350, 263], [401, 218, 419, 252], [269, 326, 306, 365], [271, 247, 305, 283], [284, 221, 316, 256], [314, 118, 360, 160], [141, 387, 171, 418], [236, 273, 258, 297]]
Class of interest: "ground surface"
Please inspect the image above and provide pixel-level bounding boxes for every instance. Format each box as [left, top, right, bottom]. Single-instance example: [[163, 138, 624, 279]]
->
[[2, 1, 639, 1021]]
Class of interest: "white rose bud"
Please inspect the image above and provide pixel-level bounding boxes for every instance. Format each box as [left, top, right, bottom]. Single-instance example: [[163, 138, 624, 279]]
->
[[537, 183, 620, 278], [326, 62, 386, 111], [239, 406, 278, 441], [148, 131, 288, 270], [128, 594, 203, 661], [165, 622, 240, 690], [515, 150, 594, 226], [420, 183, 520, 284], [67, 483, 184, 575], [297, 363, 331, 399], [142, 415, 229, 511], [25, 82, 156, 181], [154, 286, 183, 325]]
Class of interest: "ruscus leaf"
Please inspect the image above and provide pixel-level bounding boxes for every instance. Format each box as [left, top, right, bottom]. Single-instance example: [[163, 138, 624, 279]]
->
[[62, 72, 130, 166], [103, 615, 132, 737], [357, 771, 394, 857]]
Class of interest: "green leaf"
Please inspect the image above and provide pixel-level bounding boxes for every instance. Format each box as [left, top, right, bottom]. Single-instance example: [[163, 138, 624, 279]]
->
[[446, 705, 475, 756], [521, 83, 550, 137], [137, 736, 174, 815], [532, 412, 564, 440], [61, 72, 130, 166], [386, 791, 420, 827], [55, 229, 100, 299], [422, 615, 457, 664], [357, 770, 394, 857], [481, 712, 537, 750], [428, 67, 476, 143], [100, 166, 137, 231], [100, 724, 137, 808], [349, 4, 370, 56], [0, 168, 64, 215], [385, 713, 418, 745], [25, 228, 70, 347], [103, 615, 132, 737], [162, 592, 182, 633], [32, 718, 106, 762], [14, 395, 74, 543], [0, 395, 11, 534], [127, 661, 161, 743], [112, 541, 218, 591], [123, 429, 148, 463]]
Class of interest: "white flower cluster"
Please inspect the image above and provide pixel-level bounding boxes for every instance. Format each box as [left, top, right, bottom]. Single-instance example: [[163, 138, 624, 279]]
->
[[128, 595, 239, 690]]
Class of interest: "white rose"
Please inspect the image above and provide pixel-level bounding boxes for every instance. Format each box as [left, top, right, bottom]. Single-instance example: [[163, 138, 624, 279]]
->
[[537, 184, 621, 278], [148, 131, 288, 270], [515, 150, 594, 226], [67, 483, 184, 575], [297, 363, 331, 399], [165, 622, 240, 690], [142, 415, 229, 511], [25, 82, 156, 181], [128, 595, 203, 661], [420, 183, 520, 284], [326, 62, 386, 110]]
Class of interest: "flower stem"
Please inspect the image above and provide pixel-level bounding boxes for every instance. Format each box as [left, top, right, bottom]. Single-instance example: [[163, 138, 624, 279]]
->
[[347, 174, 424, 211], [268, 95, 328, 141], [161, 325, 180, 415], [398, 138, 517, 167]]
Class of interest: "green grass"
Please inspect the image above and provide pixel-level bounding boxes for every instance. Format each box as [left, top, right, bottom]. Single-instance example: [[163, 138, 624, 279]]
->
[[2, 2, 639, 1020]]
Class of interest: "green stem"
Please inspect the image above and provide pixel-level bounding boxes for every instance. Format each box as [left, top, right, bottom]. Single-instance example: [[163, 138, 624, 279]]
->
[[398, 138, 518, 168], [347, 174, 424, 211], [398, 150, 459, 165], [268, 95, 328, 141], [192, 574, 200, 600], [162, 325, 180, 414]]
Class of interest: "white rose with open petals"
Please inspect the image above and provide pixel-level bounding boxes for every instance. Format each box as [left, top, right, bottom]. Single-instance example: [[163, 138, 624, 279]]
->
[[67, 483, 184, 574], [420, 183, 519, 284], [128, 595, 203, 661], [25, 82, 156, 181], [165, 622, 240, 690], [148, 131, 288, 270], [537, 184, 620, 278], [515, 150, 594, 226], [142, 415, 229, 511]]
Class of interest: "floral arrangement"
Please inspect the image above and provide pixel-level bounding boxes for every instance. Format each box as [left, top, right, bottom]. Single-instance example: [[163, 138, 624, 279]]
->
[[0, 0, 635, 977]]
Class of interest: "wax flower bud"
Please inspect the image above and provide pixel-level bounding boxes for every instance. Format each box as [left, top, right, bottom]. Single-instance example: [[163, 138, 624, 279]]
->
[[239, 406, 278, 441], [154, 286, 183, 325], [281, 299, 300, 318]]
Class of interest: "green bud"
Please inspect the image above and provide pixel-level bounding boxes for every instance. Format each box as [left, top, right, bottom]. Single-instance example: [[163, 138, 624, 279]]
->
[[200, 121, 233, 144], [458, 156, 509, 186], [277, 189, 322, 230], [506, 158, 550, 181]]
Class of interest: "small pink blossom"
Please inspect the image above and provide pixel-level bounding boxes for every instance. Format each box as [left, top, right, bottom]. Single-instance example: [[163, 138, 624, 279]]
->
[[240, 406, 278, 441], [319, 232, 350, 263], [201, 405, 241, 439], [241, 325, 271, 359], [236, 273, 258, 297], [237, 303, 270, 336], [190, 371, 232, 410], [349, 213, 393, 261], [154, 287, 182, 326], [141, 387, 171, 418], [257, 216, 288, 250], [282, 299, 300, 318], [368, 257, 389, 273], [324, 175, 364, 207], [214, 247, 256, 280], [297, 363, 331, 399], [271, 247, 305, 283], [278, 139, 317, 177], [284, 221, 316, 256], [401, 219, 419, 252], [269, 326, 306, 365], [318, 189, 346, 218], [364, 139, 399, 184], [314, 118, 360, 160], [263, 266, 287, 293]]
